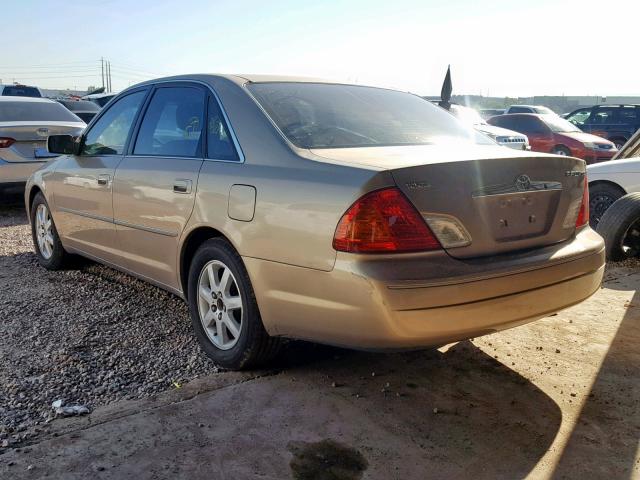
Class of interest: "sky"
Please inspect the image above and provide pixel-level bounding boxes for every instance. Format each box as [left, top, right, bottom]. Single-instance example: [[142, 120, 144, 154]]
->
[[3, 0, 640, 96]]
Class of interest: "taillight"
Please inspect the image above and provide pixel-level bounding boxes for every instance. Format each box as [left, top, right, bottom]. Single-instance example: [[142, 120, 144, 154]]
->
[[333, 187, 442, 253], [0, 137, 15, 148], [576, 177, 589, 228]]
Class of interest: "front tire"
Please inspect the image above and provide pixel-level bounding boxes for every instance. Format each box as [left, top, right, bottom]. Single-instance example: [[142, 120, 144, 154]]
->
[[596, 193, 640, 261], [30, 192, 70, 270], [187, 238, 281, 370], [552, 145, 571, 156]]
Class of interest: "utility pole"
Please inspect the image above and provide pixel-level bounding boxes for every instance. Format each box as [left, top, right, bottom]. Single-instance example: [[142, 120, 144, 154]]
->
[[106, 61, 110, 92], [109, 61, 112, 92], [101, 57, 104, 90]]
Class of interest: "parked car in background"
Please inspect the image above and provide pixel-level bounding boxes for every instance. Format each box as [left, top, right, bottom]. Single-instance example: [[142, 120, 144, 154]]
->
[[0, 97, 85, 195], [479, 108, 504, 119], [505, 105, 555, 115], [587, 128, 640, 227], [565, 104, 640, 150], [488, 113, 616, 163], [449, 104, 529, 150], [28, 74, 603, 370], [58, 99, 101, 123], [0, 84, 42, 98], [81, 92, 116, 107]]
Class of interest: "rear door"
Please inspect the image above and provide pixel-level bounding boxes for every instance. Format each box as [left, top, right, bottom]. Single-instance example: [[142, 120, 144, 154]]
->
[[52, 89, 148, 263], [112, 83, 207, 290]]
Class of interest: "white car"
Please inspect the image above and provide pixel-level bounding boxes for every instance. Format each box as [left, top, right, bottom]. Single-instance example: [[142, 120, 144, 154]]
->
[[449, 104, 530, 150], [587, 130, 640, 226], [0, 97, 85, 194], [505, 105, 556, 115]]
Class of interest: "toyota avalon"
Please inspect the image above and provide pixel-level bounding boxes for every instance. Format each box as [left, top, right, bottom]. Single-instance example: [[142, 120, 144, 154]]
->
[[26, 75, 605, 369]]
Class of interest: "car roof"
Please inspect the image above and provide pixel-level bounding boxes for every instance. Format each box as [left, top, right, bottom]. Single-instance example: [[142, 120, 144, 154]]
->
[[0, 96, 54, 104], [129, 74, 349, 90]]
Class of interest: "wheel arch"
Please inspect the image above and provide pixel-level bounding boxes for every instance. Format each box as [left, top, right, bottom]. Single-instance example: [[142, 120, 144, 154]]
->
[[27, 185, 44, 217], [179, 226, 238, 299], [588, 179, 627, 195]]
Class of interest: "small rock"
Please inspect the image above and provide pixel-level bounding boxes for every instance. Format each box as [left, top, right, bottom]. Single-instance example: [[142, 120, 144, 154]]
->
[[27, 465, 34, 471], [555, 349, 561, 354], [433, 408, 439, 414]]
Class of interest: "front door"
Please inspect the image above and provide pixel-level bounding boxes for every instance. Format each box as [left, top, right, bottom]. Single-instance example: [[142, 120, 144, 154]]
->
[[52, 89, 148, 263], [112, 84, 206, 290]]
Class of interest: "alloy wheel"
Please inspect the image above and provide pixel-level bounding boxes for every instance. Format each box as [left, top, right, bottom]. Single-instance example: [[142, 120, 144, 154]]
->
[[35, 204, 54, 260], [197, 260, 243, 350]]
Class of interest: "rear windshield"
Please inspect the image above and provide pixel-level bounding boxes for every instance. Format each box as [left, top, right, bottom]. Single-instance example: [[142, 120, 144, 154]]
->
[[248, 82, 491, 149], [2, 86, 41, 97], [0, 101, 82, 122]]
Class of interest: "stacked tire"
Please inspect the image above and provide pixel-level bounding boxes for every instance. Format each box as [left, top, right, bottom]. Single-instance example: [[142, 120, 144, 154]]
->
[[596, 192, 640, 261]]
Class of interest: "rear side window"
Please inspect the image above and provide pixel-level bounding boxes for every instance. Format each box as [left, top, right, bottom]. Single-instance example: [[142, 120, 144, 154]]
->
[[0, 101, 81, 122], [615, 107, 638, 124], [2, 86, 41, 97], [491, 116, 546, 134], [82, 91, 146, 156], [207, 96, 238, 161], [134, 87, 205, 158]]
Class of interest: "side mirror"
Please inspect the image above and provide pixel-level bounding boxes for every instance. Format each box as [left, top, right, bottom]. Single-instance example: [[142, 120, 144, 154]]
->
[[48, 135, 81, 155]]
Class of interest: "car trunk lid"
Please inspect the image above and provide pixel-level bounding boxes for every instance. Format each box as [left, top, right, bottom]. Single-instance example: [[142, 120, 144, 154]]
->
[[311, 145, 586, 259], [0, 121, 84, 162]]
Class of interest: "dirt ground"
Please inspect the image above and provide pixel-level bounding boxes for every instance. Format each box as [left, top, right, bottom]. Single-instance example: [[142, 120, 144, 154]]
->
[[0, 198, 638, 479]]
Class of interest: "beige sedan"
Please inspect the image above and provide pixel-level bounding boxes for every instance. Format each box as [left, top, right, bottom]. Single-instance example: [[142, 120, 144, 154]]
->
[[26, 74, 605, 369]]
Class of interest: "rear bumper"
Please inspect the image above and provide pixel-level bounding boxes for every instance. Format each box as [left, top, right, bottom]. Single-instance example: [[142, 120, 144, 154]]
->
[[0, 160, 46, 184], [246, 228, 605, 349]]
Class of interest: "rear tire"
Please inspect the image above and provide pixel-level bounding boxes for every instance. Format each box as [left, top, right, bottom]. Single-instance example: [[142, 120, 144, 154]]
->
[[30, 192, 70, 270], [187, 238, 282, 370], [611, 137, 627, 150], [552, 145, 571, 156], [596, 193, 640, 261], [588, 183, 625, 228]]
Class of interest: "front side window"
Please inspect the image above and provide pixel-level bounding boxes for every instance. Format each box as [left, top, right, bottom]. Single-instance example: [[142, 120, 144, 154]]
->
[[207, 96, 238, 161], [567, 109, 591, 127], [82, 91, 146, 155], [248, 82, 491, 149], [134, 87, 205, 158]]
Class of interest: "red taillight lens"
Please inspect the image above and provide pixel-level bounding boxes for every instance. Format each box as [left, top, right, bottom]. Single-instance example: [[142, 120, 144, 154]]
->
[[576, 177, 589, 228], [333, 187, 442, 253], [0, 137, 15, 148]]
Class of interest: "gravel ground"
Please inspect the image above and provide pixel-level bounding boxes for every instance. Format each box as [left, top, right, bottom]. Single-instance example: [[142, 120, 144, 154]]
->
[[1, 197, 639, 465], [0, 202, 219, 447]]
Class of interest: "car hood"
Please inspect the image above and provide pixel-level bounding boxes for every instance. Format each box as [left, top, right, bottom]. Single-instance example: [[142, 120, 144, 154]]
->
[[475, 124, 527, 139], [588, 156, 640, 174], [557, 131, 613, 145], [309, 144, 554, 170]]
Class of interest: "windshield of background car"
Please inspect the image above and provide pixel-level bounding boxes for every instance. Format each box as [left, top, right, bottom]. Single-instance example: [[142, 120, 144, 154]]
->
[[248, 82, 492, 149], [0, 101, 82, 122], [534, 106, 554, 114], [451, 105, 485, 126], [541, 114, 581, 133]]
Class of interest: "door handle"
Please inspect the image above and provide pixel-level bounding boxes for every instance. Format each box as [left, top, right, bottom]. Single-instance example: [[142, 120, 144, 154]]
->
[[97, 174, 111, 186], [173, 179, 192, 194]]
